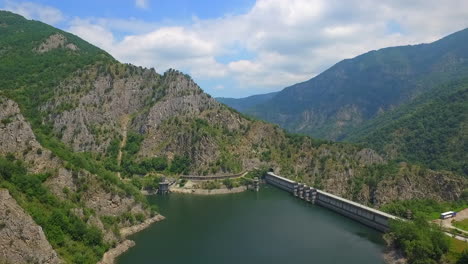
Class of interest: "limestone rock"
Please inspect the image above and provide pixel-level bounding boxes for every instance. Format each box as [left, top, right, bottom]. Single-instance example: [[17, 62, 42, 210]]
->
[[0, 189, 61, 264], [34, 33, 79, 53]]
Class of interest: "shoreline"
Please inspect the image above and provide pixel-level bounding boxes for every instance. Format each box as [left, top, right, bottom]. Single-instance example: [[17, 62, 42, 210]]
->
[[169, 186, 248, 195], [98, 214, 165, 264], [382, 235, 407, 264]]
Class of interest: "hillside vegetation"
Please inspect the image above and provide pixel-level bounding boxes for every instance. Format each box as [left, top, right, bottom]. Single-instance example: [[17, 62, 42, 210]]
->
[[346, 80, 468, 176]]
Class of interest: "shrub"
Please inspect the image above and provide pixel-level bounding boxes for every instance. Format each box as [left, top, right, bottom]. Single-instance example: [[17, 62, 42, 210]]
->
[[201, 180, 220, 190], [179, 178, 187, 187], [223, 178, 234, 189], [169, 155, 190, 174]]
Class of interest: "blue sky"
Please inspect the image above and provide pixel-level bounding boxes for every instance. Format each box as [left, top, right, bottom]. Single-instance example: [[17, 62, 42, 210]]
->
[[2, 0, 468, 98], [16, 0, 255, 24]]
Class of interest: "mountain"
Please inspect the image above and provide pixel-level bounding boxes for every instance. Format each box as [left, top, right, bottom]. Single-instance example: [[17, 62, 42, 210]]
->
[[240, 28, 468, 141], [0, 11, 156, 263], [0, 11, 466, 263], [216, 91, 279, 112], [345, 79, 468, 176]]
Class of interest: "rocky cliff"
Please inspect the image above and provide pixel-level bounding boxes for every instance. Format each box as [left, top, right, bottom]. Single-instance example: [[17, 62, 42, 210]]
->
[[0, 96, 153, 263], [0, 189, 61, 264]]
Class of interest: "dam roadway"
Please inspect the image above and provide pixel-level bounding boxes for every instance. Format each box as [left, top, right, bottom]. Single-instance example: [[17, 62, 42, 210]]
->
[[264, 172, 398, 232]]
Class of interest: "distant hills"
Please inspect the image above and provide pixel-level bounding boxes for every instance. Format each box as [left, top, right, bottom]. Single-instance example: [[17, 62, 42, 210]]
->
[[220, 28, 468, 141], [216, 91, 278, 112]]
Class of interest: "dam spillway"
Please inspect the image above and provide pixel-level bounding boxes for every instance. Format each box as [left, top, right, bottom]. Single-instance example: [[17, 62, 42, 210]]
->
[[264, 172, 397, 232]]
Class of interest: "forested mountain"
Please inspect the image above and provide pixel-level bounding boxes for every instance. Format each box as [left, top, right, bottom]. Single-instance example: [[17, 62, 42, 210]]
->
[[345, 79, 468, 176], [0, 11, 466, 264], [229, 28, 468, 141], [216, 91, 278, 112]]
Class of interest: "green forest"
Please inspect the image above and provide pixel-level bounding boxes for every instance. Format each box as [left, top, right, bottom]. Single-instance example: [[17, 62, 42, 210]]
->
[[347, 80, 468, 176]]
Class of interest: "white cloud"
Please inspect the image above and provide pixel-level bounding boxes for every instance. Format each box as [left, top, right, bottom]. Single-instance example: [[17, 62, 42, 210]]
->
[[68, 19, 115, 51], [64, 0, 468, 96], [135, 0, 149, 9], [3, 1, 64, 25], [214, 85, 225, 90]]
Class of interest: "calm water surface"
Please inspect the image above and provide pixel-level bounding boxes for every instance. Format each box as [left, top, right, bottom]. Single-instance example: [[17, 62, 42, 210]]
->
[[118, 186, 385, 264]]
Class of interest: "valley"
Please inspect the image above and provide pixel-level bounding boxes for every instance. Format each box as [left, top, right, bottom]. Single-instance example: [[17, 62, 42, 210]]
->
[[0, 8, 467, 264]]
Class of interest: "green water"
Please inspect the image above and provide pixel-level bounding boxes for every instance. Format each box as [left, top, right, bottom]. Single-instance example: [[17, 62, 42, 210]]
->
[[118, 186, 385, 264]]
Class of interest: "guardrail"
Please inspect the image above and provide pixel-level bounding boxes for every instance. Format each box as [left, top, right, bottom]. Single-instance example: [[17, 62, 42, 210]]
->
[[181, 171, 246, 181]]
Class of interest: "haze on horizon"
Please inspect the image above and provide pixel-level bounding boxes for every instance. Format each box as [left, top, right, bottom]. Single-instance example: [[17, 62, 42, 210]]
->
[[2, 0, 468, 98]]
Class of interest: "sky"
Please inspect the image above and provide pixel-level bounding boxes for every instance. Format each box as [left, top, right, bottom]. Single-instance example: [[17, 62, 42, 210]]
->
[[2, 0, 468, 98]]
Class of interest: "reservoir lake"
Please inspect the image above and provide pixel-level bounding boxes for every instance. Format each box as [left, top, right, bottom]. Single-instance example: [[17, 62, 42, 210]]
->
[[118, 186, 385, 264]]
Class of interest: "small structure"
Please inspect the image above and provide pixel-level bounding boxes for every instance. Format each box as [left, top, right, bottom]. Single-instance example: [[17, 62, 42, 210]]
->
[[310, 188, 317, 204], [158, 177, 170, 195], [440, 211, 456, 219], [253, 177, 260, 192], [298, 184, 304, 199], [304, 186, 311, 202]]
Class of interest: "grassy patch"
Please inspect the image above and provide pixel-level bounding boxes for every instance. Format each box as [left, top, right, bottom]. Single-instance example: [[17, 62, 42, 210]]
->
[[446, 237, 468, 263], [453, 219, 468, 232]]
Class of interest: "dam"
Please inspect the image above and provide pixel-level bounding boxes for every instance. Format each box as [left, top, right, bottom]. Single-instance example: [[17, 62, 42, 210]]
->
[[264, 172, 397, 232]]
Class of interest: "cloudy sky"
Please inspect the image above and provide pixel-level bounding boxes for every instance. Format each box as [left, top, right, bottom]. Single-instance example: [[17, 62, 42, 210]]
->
[[2, 0, 468, 97]]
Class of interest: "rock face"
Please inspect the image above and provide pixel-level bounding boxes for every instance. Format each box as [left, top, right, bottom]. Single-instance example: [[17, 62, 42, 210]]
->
[[0, 97, 61, 173], [372, 164, 465, 206], [0, 189, 61, 264], [42, 64, 160, 152], [34, 33, 79, 53]]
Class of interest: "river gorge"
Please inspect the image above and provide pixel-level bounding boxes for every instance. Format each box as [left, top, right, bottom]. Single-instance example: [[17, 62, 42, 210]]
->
[[118, 186, 386, 264]]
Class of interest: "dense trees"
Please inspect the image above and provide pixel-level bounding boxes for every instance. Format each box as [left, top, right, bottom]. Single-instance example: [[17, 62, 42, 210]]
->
[[389, 217, 450, 264], [348, 82, 468, 177]]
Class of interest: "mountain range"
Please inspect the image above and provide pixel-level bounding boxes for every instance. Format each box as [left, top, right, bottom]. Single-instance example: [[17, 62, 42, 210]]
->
[[220, 28, 468, 177], [222, 28, 468, 139]]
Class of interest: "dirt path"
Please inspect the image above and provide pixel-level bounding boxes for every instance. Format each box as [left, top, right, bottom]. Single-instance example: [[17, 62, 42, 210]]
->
[[116, 115, 130, 179], [181, 171, 249, 181], [170, 185, 248, 195]]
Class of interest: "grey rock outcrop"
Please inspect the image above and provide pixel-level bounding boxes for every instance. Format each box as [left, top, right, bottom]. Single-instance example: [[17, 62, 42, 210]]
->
[[34, 33, 79, 53], [0, 189, 61, 264], [0, 97, 61, 173]]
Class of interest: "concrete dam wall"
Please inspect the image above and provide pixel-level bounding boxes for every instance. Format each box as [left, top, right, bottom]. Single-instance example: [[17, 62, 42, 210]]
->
[[265, 172, 397, 232]]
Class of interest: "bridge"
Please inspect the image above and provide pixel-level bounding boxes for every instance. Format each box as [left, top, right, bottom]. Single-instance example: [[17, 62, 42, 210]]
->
[[265, 172, 398, 232]]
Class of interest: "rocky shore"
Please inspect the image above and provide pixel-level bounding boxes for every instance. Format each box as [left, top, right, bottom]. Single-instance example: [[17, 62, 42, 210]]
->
[[98, 240, 135, 264], [382, 235, 407, 264], [98, 214, 165, 264]]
